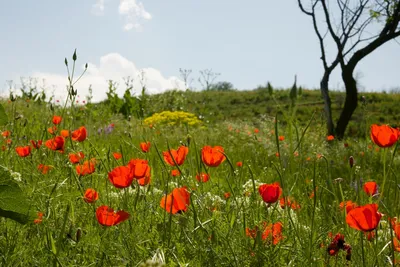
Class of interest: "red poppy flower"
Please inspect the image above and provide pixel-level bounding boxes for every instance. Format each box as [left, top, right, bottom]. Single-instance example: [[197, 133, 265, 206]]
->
[[236, 161, 243, 167], [160, 187, 190, 214], [96, 205, 130, 226], [137, 167, 151, 186], [1, 130, 10, 138], [83, 188, 99, 203], [38, 164, 51, 174], [113, 152, 122, 160], [171, 169, 180, 177], [201, 146, 226, 167], [30, 139, 42, 149], [346, 203, 382, 232], [259, 183, 282, 204], [163, 146, 189, 166], [254, 128, 260, 134], [48, 126, 57, 135], [195, 173, 210, 183], [140, 142, 151, 153], [339, 201, 358, 213], [108, 166, 134, 188], [71, 126, 87, 142], [15, 146, 31, 157], [370, 124, 399, 148], [279, 196, 300, 210], [45, 136, 65, 152], [279, 136, 285, 141], [60, 130, 69, 138], [363, 181, 378, 196], [127, 159, 150, 179], [394, 237, 400, 252], [262, 222, 284, 245], [76, 159, 96, 176], [69, 152, 84, 164], [33, 212, 44, 224], [52, 115, 62, 125], [326, 135, 335, 141]]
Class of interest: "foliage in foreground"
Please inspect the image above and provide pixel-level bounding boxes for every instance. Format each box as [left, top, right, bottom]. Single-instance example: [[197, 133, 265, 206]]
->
[[1, 95, 400, 266]]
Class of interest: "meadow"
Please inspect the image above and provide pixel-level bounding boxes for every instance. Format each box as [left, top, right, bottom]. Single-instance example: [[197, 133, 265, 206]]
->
[[1, 74, 400, 266]]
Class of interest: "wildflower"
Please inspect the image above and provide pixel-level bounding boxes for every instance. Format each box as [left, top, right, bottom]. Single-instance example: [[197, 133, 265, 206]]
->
[[254, 128, 259, 134], [196, 173, 210, 183], [137, 168, 151, 186], [364, 231, 375, 241], [236, 161, 243, 167], [45, 136, 65, 152], [394, 237, 400, 252], [30, 139, 42, 149], [47, 126, 57, 135], [349, 156, 354, 168], [52, 115, 62, 125], [71, 126, 87, 142], [69, 152, 84, 164], [113, 152, 122, 160], [96, 205, 130, 226], [370, 124, 399, 148], [108, 166, 133, 188], [60, 130, 69, 138], [326, 233, 351, 260], [275, 152, 280, 157], [37, 164, 51, 174], [171, 169, 180, 177], [140, 142, 151, 153], [160, 187, 190, 214], [201, 145, 226, 167], [279, 136, 285, 141], [15, 146, 31, 157], [76, 159, 96, 176], [327, 135, 335, 141], [34, 212, 44, 224], [309, 186, 318, 199], [224, 192, 231, 199], [262, 222, 284, 245], [163, 145, 189, 166], [259, 183, 282, 204], [346, 203, 382, 232], [363, 181, 378, 196], [1, 130, 10, 138], [83, 188, 99, 203], [127, 159, 150, 179], [279, 196, 300, 210], [339, 201, 358, 214]]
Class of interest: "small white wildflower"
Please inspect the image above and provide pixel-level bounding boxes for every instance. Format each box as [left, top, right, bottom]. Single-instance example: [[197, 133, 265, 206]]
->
[[10, 171, 22, 182]]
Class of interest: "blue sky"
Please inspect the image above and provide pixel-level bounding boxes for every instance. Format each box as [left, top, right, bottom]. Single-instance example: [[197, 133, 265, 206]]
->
[[0, 0, 399, 102]]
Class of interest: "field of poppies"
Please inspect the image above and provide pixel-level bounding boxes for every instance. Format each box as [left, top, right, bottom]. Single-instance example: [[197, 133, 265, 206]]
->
[[1, 71, 400, 266]]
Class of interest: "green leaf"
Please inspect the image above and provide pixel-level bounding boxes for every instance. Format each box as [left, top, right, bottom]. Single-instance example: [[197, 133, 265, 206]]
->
[[0, 169, 35, 224], [0, 104, 8, 126]]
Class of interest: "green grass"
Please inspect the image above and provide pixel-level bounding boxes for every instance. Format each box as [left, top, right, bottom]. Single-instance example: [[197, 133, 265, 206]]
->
[[0, 92, 400, 266]]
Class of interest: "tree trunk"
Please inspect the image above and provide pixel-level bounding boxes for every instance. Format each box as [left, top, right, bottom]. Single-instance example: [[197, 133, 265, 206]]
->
[[320, 72, 335, 135], [335, 67, 358, 139]]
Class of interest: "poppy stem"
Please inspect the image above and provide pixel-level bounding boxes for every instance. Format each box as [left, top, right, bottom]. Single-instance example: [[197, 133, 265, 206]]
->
[[360, 231, 365, 266], [379, 148, 388, 203]]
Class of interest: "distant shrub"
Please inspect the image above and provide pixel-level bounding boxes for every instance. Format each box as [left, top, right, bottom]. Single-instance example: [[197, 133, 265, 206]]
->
[[144, 111, 202, 127]]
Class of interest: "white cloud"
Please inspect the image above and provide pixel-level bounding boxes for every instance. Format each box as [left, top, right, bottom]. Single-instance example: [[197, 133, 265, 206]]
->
[[119, 0, 152, 31], [92, 0, 106, 16], [24, 53, 184, 103]]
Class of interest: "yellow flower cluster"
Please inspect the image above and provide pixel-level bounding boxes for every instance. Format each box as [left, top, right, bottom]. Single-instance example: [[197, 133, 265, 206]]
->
[[144, 111, 202, 127]]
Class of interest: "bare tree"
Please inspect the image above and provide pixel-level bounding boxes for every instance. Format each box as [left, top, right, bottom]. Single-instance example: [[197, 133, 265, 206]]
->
[[198, 69, 220, 91], [298, 0, 400, 138], [179, 68, 194, 90]]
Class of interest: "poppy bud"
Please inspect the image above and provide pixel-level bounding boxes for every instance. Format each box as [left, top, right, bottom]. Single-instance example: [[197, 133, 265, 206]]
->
[[349, 156, 354, 168]]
